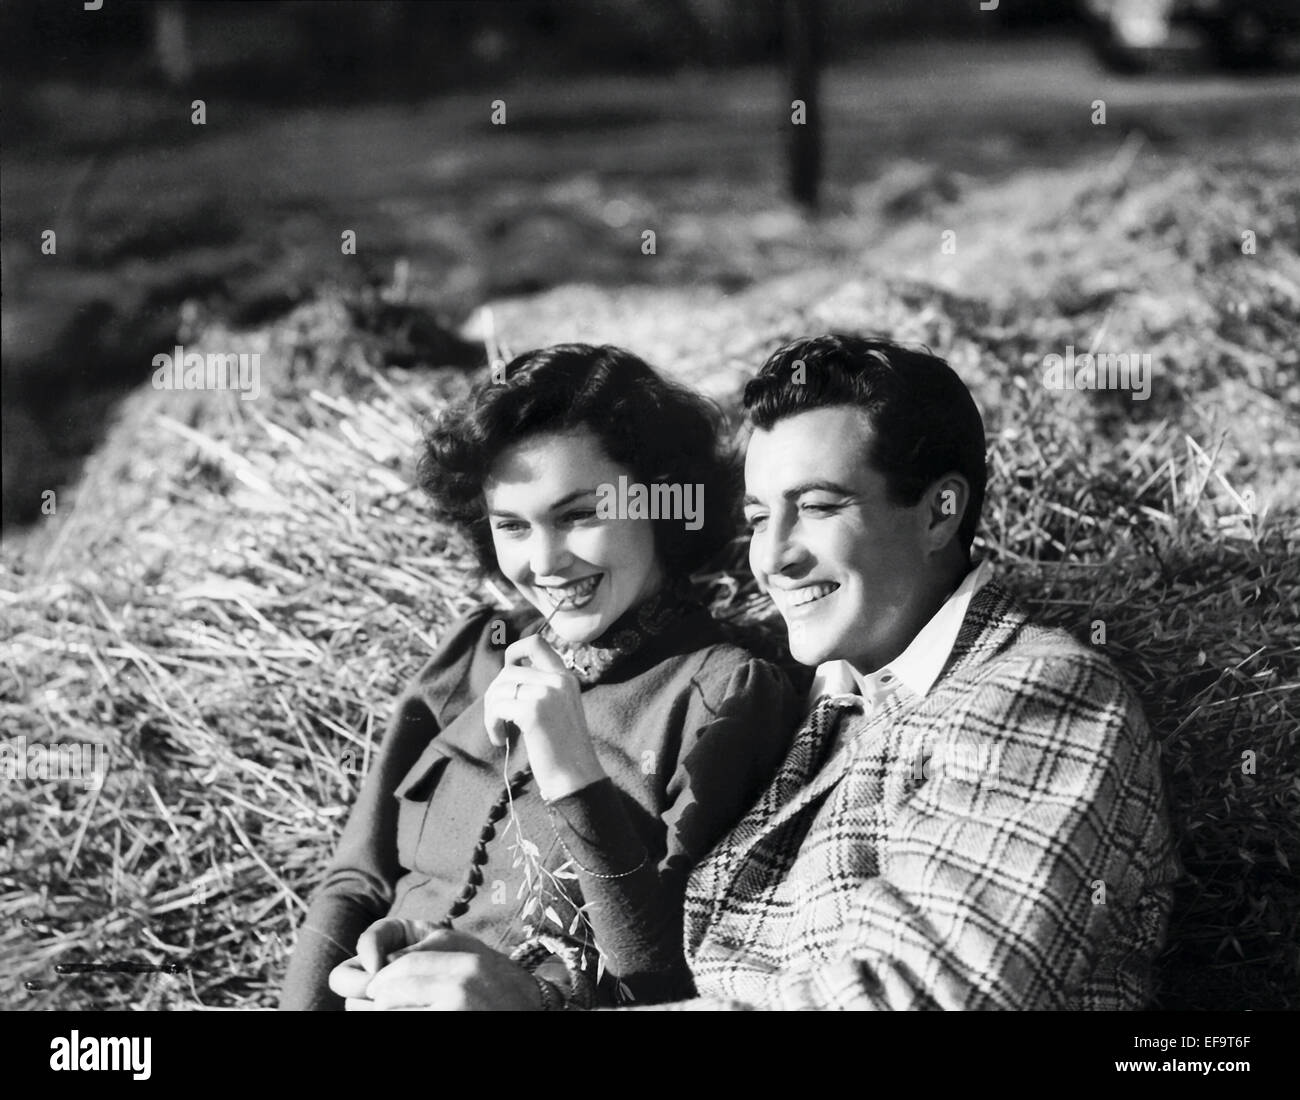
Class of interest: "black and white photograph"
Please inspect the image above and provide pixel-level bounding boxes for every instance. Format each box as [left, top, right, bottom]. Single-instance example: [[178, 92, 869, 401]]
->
[[1, 0, 1296, 1079]]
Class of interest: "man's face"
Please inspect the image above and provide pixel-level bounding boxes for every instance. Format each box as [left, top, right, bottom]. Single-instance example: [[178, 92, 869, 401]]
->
[[743, 406, 939, 673]]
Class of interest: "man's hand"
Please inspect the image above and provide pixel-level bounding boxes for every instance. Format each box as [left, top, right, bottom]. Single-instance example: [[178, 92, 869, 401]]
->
[[330, 925, 545, 1010], [483, 635, 607, 799]]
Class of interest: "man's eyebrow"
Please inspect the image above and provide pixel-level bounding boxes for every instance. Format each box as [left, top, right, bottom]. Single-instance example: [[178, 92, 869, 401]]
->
[[488, 488, 597, 516], [743, 481, 856, 508], [783, 480, 855, 498]]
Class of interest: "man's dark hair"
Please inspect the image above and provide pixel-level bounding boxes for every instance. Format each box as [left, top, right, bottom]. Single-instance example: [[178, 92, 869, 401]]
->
[[742, 334, 987, 555], [418, 343, 739, 580]]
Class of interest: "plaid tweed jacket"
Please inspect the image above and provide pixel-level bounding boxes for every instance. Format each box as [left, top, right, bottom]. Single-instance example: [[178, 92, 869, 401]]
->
[[675, 581, 1180, 1010]]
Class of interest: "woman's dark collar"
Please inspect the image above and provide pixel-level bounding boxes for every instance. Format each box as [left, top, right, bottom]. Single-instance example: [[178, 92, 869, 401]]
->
[[535, 582, 710, 686]]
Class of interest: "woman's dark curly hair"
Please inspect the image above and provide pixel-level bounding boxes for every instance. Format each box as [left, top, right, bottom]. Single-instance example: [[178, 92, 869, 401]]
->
[[417, 344, 740, 581]]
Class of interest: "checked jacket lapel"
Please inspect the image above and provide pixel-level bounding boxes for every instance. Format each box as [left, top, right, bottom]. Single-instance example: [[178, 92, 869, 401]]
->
[[749, 678, 937, 850], [763, 582, 1028, 838], [768, 694, 852, 810], [687, 581, 1030, 948], [759, 585, 1024, 842], [686, 694, 853, 935]]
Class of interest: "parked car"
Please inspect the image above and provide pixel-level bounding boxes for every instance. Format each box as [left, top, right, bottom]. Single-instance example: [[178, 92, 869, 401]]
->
[[1082, 0, 1300, 70]]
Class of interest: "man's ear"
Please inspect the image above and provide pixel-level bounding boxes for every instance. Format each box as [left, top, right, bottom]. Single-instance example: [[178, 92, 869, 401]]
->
[[923, 474, 969, 552]]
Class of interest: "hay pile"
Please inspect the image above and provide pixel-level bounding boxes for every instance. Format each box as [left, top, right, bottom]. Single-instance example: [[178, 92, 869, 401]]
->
[[2, 149, 1296, 1010]]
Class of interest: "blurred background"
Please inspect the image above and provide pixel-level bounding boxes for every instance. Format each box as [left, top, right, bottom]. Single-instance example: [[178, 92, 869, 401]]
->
[[3, 0, 1299, 528]]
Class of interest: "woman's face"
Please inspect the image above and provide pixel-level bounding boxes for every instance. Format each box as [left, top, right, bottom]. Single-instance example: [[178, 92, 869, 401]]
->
[[484, 429, 665, 645]]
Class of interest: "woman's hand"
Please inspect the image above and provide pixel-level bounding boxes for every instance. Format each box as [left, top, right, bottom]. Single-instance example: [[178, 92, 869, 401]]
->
[[330, 925, 544, 1010], [327, 917, 441, 1008], [483, 634, 607, 800]]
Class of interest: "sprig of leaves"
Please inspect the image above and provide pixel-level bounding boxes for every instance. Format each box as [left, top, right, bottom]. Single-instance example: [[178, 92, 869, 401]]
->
[[499, 744, 635, 1001]]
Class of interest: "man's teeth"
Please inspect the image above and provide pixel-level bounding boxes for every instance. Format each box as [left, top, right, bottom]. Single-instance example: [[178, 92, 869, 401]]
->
[[785, 583, 839, 608], [542, 576, 602, 608]]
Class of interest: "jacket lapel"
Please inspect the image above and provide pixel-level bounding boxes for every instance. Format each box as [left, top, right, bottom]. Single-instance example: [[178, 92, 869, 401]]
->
[[941, 580, 1025, 681], [708, 696, 867, 894], [708, 582, 1029, 889]]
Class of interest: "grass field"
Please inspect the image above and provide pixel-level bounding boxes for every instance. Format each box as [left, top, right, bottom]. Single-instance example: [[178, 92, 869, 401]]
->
[[2, 48, 1298, 1010]]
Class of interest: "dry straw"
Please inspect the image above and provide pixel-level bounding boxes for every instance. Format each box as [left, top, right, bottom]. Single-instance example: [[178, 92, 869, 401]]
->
[[2, 154, 1297, 1010]]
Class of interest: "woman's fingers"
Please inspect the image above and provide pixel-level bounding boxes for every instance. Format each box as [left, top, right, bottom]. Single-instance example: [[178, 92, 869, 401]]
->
[[485, 718, 511, 748], [482, 644, 600, 796], [483, 697, 539, 747], [337, 925, 475, 1007], [355, 917, 437, 975], [504, 634, 568, 673], [487, 665, 566, 695], [362, 940, 540, 1010], [328, 956, 374, 1001], [364, 950, 467, 1010], [483, 667, 568, 745]]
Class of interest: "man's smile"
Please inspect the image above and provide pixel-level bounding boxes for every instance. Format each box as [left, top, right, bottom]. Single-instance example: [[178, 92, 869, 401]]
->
[[771, 581, 841, 614]]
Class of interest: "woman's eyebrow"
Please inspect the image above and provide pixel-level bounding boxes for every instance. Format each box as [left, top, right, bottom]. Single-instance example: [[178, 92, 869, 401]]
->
[[488, 488, 598, 517]]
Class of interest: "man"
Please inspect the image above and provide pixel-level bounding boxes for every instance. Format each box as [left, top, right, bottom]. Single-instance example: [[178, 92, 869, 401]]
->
[[329, 334, 1180, 1010]]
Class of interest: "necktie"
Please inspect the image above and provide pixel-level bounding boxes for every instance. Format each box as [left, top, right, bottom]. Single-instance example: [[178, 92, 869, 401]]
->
[[771, 693, 856, 809], [719, 693, 859, 901]]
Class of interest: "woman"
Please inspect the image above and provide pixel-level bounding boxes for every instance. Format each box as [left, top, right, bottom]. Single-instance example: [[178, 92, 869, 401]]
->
[[280, 344, 798, 1010]]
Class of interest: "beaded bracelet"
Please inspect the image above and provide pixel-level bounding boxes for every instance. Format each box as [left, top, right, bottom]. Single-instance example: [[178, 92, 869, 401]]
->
[[533, 975, 564, 1011], [546, 806, 650, 879], [511, 937, 595, 1011]]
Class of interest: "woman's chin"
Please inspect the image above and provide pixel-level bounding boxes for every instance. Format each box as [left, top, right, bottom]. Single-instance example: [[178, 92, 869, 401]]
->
[[548, 616, 605, 645]]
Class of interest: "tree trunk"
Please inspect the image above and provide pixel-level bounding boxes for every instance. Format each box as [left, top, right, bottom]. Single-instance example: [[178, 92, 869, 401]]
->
[[153, 1, 193, 87], [785, 0, 823, 211]]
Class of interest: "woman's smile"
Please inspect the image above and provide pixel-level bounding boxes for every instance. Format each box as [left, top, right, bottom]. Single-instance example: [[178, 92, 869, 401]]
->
[[536, 573, 604, 611]]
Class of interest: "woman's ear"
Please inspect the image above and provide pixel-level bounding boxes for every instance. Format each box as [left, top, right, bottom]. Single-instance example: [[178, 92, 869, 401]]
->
[[924, 474, 969, 553]]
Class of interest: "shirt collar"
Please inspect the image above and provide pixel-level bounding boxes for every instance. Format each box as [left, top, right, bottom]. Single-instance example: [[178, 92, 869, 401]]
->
[[809, 559, 992, 706]]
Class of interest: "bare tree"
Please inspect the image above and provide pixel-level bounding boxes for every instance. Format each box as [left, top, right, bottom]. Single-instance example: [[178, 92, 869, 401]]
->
[[152, 0, 193, 87], [785, 0, 823, 210]]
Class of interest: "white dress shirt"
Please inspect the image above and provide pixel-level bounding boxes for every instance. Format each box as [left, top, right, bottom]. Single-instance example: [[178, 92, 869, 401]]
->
[[807, 560, 993, 723]]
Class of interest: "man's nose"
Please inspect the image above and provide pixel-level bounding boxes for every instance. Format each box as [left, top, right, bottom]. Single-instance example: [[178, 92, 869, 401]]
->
[[751, 520, 802, 579]]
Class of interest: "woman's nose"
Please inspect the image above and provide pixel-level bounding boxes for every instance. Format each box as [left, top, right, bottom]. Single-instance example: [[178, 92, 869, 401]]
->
[[529, 530, 573, 578]]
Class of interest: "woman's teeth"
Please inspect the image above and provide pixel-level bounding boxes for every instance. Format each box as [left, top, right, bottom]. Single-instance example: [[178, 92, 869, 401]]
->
[[541, 575, 602, 610], [786, 582, 839, 609]]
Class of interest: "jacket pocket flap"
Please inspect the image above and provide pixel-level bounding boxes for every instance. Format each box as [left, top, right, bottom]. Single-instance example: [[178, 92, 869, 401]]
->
[[392, 739, 454, 803]]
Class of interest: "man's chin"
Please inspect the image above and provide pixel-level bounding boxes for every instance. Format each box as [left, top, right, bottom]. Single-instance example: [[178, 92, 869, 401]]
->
[[785, 627, 835, 669]]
